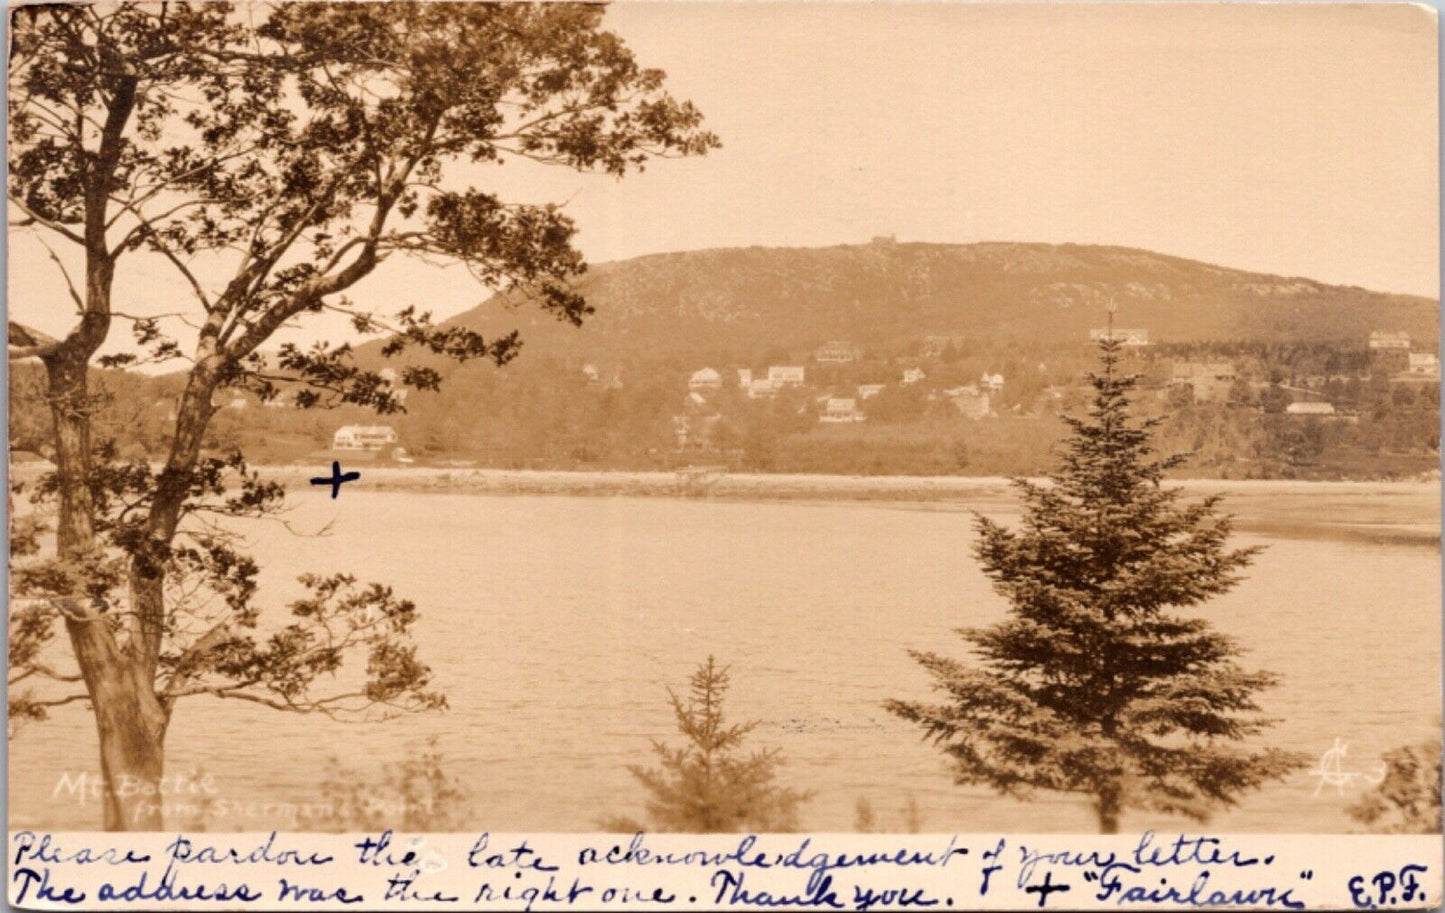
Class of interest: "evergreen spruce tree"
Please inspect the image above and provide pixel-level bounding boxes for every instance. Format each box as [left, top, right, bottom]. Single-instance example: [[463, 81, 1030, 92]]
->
[[886, 334, 1306, 833]]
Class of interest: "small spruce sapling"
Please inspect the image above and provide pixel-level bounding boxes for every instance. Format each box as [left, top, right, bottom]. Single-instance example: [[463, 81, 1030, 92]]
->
[[611, 657, 810, 832]]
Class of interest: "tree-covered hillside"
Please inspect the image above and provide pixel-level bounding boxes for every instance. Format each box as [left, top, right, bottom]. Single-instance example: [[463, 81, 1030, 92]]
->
[[11, 241, 1439, 480]]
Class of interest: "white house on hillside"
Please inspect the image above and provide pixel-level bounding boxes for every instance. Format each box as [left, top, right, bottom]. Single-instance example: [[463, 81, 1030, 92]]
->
[[820, 397, 864, 423], [1090, 327, 1150, 347], [1408, 353, 1439, 377], [689, 367, 722, 391], [814, 341, 860, 363], [1370, 331, 1411, 350], [1285, 401, 1336, 416], [901, 367, 926, 385], [334, 425, 399, 450], [747, 378, 777, 399], [768, 365, 806, 386]]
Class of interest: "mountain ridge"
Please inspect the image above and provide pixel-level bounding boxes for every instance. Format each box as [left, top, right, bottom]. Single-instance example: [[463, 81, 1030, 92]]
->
[[427, 239, 1438, 361]]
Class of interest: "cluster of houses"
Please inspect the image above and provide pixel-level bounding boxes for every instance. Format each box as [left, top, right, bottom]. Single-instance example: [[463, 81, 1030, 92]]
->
[[703, 365, 808, 399], [318, 327, 1440, 459], [678, 355, 1006, 435], [1369, 331, 1439, 379], [1166, 359, 1339, 414], [810, 373, 998, 425], [1160, 329, 1442, 418], [1166, 358, 1350, 416], [678, 324, 1437, 450]]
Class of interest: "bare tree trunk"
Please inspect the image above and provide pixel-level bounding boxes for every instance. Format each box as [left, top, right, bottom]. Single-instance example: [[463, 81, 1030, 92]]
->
[[65, 618, 168, 830], [45, 350, 168, 830], [129, 363, 220, 674], [44, 356, 97, 555], [1096, 784, 1122, 834], [99, 366, 222, 830], [40, 281, 221, 834]]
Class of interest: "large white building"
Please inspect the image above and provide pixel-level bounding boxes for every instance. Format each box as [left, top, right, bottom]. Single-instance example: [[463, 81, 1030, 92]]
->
[[1089, 327, 1150, 347], [333, 425, 399, 450], [1285, 401, 1336, 416]]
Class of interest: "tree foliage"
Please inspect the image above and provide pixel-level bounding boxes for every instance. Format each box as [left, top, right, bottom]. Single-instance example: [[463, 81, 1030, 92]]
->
[[886, 337, 1307, 832], [316, 737, 473, 833], [1348, 738, 1442, 835], [7, 0, 715, 829]]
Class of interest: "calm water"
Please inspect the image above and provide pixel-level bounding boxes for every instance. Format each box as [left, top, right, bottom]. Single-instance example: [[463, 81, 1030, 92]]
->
[[10, 487, 1441, 833]]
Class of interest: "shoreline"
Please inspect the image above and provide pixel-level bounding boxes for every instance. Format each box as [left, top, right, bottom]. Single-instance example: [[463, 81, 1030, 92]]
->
[[11, 462, 1438, 543], [252, 464, 1443, 502], [248, 465, 1440, 548]]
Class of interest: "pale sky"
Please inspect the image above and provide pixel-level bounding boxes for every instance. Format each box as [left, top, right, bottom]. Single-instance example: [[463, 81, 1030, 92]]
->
[[577, 1, 1440, 297], [9, 1, 1440, 355]]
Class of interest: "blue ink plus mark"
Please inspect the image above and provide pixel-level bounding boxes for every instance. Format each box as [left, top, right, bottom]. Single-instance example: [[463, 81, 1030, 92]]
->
[[311, 461, 360, 499], [1023, 871, 1071, 908]]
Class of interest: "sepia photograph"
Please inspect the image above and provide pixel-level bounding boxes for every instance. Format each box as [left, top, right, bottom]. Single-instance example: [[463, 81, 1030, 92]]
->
[[5, 0, 1441, 859]]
